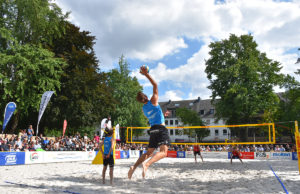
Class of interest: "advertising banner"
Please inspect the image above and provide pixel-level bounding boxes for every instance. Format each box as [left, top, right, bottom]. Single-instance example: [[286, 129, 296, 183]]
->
[[255, 152, 270, 160], [115, 151, 121, 159], [270, 152, 292, 160], [2, 102, 17, 133], [292, 152, 298, 160], [120, 151, 130, 159], [44, 151, 85, 162], [167, 151, 177, 158], [129, 150, 139, 158], [228, 152, 254, 159], [186, 151, 194, 158], [177, 151, 186, 158], [37, 91, 54, 135], [25, 152, 45, 164], [0, 152, 25, 166], [201, 152, 228, 159]]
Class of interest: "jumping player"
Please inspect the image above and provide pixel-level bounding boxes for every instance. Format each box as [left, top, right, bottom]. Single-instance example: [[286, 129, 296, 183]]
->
[[230, 145, 243, 164], [193, 144, 203, 163], [128, 65, 170, 179], [99, 128, 115, 185]]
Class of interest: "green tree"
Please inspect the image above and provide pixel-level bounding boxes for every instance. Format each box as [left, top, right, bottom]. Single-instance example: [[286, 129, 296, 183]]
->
[[107, 56, 147, 141], [205, 34, 285, 141], [0, 0, 67, 46], [43, 22, 114, 135], [0, 28, 65, 133], [176, 108, 208, 142]]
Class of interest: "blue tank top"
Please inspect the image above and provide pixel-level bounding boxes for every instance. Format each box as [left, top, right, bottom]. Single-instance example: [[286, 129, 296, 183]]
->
[[104, 136, 113, 155], [143, 101, 165, 126]]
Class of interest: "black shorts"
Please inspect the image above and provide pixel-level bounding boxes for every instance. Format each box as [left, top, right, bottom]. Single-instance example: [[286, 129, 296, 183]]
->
[[148, 125, 171, 148], [232, 155, 240, 159], [103, 154, 114, 167], [194, 151, 201, 156]]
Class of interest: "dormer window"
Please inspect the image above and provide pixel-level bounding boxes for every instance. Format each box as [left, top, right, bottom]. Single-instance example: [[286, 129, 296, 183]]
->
[[175, 103, 179, 107]]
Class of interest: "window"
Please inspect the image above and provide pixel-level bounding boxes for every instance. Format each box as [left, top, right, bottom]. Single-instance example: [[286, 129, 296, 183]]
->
[[175, 120, 178, 125], [206, 119, 210, 124], [215, 130, 219, 136], [165, 120, 169, 125], [223, 129, 227, 135], [200, 110, 205, 115], [170, 130, 174, 135], [175, 103, 180, 107], [189, 102, 193, 106], [209, 109, 214, 114], [175, 129, 180, 135], [170, 120, 174, 125]]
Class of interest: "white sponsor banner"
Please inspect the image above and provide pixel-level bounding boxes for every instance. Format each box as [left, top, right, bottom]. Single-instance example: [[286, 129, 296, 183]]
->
[[44, 151, 87, 163], [186, 151, 194, 158], [129, 150, 139, 158], [86, 151, 96, 160], [270, 152, 292, 160], [201, 152, 228, 158], [25, 152, 45, 164], [255, 152, 270, 160]]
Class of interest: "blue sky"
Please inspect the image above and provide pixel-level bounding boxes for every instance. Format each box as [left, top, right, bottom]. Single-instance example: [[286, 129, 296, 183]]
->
[[56, 0, 300, 102]]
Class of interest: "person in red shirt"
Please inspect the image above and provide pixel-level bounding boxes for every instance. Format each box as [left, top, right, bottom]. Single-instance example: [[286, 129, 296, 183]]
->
[[230, 145, 243, 164], [193, 144, 203, 163]]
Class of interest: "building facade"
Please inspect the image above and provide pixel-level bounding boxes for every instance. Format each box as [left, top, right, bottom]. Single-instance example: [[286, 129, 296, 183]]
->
[[133, 97, 230, 143]]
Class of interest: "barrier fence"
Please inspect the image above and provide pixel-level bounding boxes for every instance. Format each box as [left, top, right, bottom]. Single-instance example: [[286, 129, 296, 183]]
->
[[0, 151, 298, 166]]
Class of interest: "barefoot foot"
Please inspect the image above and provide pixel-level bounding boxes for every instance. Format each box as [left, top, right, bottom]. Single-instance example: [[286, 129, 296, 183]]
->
[[128, 166, 134, 180], [142, 162, 148, 179]]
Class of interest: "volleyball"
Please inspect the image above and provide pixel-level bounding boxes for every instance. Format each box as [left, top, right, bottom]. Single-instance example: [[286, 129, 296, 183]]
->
[[140, 65, 149, 73]]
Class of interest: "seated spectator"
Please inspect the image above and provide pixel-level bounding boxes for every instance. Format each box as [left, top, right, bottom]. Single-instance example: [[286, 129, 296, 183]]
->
[[1, 139, 10, 151], [285, 144, 291, 152], [274, 145, 280, 152], [28, 142, 35, 151], [279, 145, 285, 152], [34, 141, 42, 150]]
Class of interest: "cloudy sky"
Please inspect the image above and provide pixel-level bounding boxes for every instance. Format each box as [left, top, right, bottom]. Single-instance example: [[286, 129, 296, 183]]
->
[[56, 0, 300, 102]]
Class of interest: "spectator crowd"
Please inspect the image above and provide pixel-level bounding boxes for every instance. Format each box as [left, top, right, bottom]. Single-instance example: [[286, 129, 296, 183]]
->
[[0, 125, 296, 153]]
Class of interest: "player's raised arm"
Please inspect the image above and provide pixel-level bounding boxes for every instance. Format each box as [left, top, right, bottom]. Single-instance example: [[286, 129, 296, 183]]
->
[[140, 65, 158, 106]]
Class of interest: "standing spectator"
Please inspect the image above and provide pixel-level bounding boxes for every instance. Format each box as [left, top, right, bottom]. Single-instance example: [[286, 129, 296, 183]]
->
[[27, 125, 34, 139], [94, 133, 100, 143]]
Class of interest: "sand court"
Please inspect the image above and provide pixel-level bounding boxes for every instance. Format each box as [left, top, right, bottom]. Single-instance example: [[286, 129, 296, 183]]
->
[[0, 157, 299, 194]]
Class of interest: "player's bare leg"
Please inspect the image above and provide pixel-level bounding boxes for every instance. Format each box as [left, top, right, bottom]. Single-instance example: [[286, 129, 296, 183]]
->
[[142, 145, 168, 178], [109, 166, 114, 185], [102, 166, 107, 184], [200, 154, 204, 163], [128, 148, 154, 179]]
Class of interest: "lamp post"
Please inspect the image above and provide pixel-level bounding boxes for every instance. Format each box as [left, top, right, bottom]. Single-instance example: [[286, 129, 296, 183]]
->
[[296, 48, 300, 64]]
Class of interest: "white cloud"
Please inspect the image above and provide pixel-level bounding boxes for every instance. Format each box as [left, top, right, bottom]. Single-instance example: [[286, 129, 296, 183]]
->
[[160, 90, 183, 101], [57, 0, 300, 99]]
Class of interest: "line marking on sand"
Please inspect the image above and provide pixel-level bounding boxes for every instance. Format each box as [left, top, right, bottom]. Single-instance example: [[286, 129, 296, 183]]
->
[[268, 165, 289, 194], [4, 181, 81, 194]]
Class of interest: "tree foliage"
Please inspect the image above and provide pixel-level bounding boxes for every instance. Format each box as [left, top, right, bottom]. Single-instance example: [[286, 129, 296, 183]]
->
[[0, 28, 65, 132], [107, 56, 147, 140], [176, 108, 209, 142], [205, 34, 285, 140], [42, 22, 114, 134]]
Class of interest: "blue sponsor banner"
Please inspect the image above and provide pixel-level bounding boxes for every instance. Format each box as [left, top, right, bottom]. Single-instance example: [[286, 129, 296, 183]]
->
[[177, 151, 186, 158], [292, 152, 298, 160], [2, 102, 17, 133], [120, 150, 130, 159], [228, 152, 232, 159], [0, 152, 25, 166]]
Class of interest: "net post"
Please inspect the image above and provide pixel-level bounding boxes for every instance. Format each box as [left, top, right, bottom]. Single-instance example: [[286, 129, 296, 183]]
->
[[131, 127, 133, 143], [294, 121, 300, 175], [126, 127, 129, 143]]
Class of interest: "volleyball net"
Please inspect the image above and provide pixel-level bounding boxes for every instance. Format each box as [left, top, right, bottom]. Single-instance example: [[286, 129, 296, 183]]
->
[[126, 123, 275, 145]]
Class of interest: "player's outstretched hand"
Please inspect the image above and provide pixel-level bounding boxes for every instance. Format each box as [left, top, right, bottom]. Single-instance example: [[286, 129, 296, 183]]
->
[[140, 65, 149, 76]]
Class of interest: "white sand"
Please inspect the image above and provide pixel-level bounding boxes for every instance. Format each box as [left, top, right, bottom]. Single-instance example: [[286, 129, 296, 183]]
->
[[0, 157, 299, 194]]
